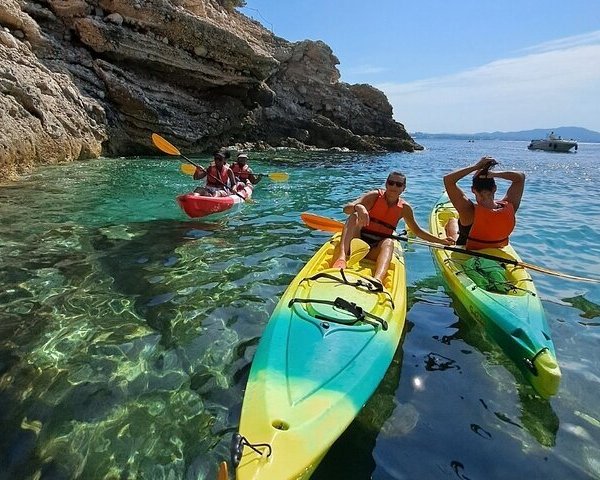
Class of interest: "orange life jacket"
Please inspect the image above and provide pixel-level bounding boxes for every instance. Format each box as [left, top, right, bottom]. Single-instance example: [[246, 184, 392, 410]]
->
[[231, 163, 250, 181], [362, 189, 406, 237], [206, 164, 231, 187], [466, 200, 515, 250]]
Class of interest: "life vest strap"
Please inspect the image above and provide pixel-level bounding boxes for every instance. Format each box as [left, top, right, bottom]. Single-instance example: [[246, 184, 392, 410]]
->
[[466, 236, 509, 244], [369, 217, 397, 231]]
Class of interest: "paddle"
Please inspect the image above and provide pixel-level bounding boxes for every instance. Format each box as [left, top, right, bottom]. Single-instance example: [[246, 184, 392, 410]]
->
[[180, 163, 289, 182], [257, 172, 289, 182], [300, 212, 600, 283], [151, 133, 250, 202]]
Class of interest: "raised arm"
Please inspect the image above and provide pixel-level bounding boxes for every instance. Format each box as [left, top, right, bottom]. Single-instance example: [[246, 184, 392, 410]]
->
[[443, 157, 496, 213], [491, 170, 526, 211]]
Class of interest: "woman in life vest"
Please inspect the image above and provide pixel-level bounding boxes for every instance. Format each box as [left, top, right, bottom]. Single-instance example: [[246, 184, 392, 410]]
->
[[231, 153, 262, 189], [332, 171, 453, 286], [443, 156, 525, 249], [193, 150, 237, 197]]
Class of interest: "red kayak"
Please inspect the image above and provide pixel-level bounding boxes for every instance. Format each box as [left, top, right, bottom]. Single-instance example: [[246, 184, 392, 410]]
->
[[177, 184, 253, 218]]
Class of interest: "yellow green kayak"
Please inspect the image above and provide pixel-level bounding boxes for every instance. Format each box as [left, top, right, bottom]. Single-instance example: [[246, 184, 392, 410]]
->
[[429, 193, 561, 398], [234, 232, 407, 479]]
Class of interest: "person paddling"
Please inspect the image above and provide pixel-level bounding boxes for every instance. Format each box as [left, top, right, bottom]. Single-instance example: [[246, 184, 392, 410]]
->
[[193, 151, 237, 197], [232, 153, 262, 187], [443, 156, 525, 249], [331, 171, 453, 286]]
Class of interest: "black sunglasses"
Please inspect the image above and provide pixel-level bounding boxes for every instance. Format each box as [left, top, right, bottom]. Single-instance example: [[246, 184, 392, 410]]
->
[[387, 180, 405, 187]]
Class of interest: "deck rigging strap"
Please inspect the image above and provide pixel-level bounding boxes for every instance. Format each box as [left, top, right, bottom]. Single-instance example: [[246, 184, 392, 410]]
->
[[301, 269, 395, 307], [288, 296, 388, 330]]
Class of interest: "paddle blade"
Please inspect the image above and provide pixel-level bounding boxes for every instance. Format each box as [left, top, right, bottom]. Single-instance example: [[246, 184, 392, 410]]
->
[[348, 238, 370, 266], [217, 461, 228, 480], [151, 133, 181, 156], [301, 212, 344, 232], [267, 172, 289, 182], [180, 163, 196, 175]]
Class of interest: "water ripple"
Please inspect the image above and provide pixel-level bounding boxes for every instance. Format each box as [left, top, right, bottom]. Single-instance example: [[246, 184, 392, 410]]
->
[[1, 142, 600, 478]]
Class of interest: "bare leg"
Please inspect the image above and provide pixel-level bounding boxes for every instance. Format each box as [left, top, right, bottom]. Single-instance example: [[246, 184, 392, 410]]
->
[[445, 218, 459, 243], [372, 238, 394, 282], [332, 213, 362, 267]]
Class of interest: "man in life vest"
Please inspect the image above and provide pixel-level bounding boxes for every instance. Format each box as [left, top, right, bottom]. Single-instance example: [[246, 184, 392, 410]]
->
[[331, 171, 453, 286], [193, 150, 237, 197], [231, 153, 262, 189], [443, 156, 525, 249]]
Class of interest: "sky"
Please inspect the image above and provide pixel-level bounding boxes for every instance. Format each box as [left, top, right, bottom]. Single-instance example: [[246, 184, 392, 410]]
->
[[240, 1, 600, 134]]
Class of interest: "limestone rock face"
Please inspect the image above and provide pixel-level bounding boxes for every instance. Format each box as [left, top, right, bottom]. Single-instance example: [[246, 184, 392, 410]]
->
[[0, 1, 106, 180], [261, 40, 416, 151], [1, 0, 421, 179]]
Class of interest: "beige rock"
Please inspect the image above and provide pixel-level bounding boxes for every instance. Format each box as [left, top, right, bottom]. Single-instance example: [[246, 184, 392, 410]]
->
[[0, 41, 106, 180], [104, 12, 124, 25], [2, 0, 419, 180]]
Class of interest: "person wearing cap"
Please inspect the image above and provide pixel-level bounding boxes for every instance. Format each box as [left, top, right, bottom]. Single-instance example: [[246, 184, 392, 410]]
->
[[232, 153, 262, 187], [443, 156, 525, 249], [193, 150, 237, 197]]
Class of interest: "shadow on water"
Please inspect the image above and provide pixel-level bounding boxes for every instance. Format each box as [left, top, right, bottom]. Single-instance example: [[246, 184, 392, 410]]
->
[[0, 215, 305, 479], [446, 293, 560, 447], [562, 294, 600, 323], [367, 274, 569, 480], [310, 283, 427, 479], [89, 216, 305, 344], [89, 218, 227, 347]]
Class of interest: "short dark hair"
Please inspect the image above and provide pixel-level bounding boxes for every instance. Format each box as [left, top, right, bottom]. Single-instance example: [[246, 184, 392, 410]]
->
[[387, 171, 406, 183], [472, 175, 496, 192], [214, 149, 229, 159]]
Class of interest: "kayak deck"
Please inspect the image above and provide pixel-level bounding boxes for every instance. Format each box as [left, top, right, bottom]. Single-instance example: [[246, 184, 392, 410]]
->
[[236, 233, 407, 479], [429, 193, 560, 398]]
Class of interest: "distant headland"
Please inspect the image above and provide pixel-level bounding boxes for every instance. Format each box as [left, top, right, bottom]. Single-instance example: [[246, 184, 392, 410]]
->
[[411, 126, 600, 143]]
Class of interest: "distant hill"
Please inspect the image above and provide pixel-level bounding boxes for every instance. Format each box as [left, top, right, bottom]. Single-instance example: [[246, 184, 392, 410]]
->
[[412, 126, 600, 143]]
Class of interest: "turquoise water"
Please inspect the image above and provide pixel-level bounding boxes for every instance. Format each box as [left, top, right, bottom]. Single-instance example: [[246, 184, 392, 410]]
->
[[1, 140, 599, 479]]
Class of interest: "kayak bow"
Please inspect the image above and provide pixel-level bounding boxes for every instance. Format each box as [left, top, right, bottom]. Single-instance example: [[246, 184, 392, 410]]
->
[[234, 232, 407, 479], [177, 184, 253, 218], [429, 193, 561, 398]]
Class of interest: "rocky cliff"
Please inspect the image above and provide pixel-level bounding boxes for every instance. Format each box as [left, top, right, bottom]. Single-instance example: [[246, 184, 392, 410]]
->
[[0, 0, 421, 180]]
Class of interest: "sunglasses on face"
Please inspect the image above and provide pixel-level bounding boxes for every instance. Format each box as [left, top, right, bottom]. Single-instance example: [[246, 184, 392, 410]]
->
[[387, 180, 405, 187]]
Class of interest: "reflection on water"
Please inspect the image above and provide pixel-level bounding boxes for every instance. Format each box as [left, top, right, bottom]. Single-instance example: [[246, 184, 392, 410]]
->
[[448, 290, 560, 447], [562, 294, 600, 321], [1, 141, 600, 479]]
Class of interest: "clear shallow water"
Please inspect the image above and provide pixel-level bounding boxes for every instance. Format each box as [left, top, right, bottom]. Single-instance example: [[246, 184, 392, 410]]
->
[[1, 140, 600, 479]]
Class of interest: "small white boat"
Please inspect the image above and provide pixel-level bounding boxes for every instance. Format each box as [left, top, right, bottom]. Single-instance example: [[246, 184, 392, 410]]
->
[[528, 132, 577, 152]]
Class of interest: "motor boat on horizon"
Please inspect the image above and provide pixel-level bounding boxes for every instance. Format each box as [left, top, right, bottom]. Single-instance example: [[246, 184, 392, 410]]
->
[[528, 132, 578, 152]]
